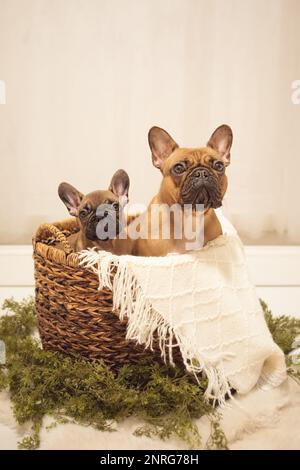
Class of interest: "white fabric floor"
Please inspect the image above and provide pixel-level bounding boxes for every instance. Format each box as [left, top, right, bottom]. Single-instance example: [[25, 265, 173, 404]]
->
[[0, 377, 299, 450]]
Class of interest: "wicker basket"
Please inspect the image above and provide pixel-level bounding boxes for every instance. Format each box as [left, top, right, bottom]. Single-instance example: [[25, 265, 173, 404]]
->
[[33, 219, 182, 368]]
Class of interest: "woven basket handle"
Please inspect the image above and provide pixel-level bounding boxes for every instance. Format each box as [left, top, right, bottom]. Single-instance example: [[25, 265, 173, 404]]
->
[[34, 223, 74, 254]]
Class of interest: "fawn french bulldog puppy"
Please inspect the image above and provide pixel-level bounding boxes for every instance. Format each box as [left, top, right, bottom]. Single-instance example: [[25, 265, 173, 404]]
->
[[58, 169, 130, 253], [129, 125, 233, 256]]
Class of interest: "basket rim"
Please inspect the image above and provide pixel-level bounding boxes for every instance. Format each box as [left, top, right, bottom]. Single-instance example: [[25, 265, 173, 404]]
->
[[33, 218, 80, 268]]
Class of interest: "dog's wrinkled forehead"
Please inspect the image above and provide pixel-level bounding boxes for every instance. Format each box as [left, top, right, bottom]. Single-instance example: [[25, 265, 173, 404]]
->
[[148, 124, 233, 172], [163, 147, 219, 173], [80, 190, 118, 209]]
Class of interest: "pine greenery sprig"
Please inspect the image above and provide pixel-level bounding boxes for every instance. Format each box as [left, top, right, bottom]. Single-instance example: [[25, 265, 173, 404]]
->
[[0, 297, 299, 450]]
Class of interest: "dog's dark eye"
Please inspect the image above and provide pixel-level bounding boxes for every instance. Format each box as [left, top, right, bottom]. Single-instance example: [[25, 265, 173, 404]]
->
[[112, 202, 119, 211], [212, 160, 225, 173], [79, 206, 91, 218], [172, 162, 187, 175]]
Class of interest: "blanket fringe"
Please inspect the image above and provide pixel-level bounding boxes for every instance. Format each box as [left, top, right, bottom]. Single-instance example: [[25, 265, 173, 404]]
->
[[79, 249, 233, 405]]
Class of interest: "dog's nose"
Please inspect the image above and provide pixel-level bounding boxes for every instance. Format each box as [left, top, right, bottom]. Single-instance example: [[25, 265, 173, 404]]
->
[[194, 168, 209, 180]]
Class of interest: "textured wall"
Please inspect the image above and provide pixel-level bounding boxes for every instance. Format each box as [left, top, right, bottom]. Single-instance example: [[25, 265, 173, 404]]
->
[[0, 0, 299, 244]]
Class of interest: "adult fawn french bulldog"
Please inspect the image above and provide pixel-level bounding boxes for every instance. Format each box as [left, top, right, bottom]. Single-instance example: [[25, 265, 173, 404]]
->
[[58, 169, 130, 253], [128, 125, 233, 256]]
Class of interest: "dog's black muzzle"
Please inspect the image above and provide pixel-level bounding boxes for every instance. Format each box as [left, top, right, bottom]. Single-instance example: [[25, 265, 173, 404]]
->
[[180, 166, 222, 209], [85, 206, 122, 241]]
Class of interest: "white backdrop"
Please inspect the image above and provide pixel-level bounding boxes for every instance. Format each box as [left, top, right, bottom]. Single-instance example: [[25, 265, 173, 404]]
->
[[0, 0, 300, 244]]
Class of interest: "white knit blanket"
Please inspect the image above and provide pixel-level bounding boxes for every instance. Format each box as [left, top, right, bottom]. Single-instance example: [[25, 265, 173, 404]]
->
[[79, 211, 287, 404]]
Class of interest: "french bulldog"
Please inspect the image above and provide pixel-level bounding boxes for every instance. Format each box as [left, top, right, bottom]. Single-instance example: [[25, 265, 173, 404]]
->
[[58, 169, 130, 252], [128, 125, 233, 256]]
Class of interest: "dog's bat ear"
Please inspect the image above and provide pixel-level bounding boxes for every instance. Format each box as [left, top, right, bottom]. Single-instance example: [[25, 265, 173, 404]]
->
[[148, 126, 178, 170], [109, 169, 130, 204], [58, 182, 84, 216], [207, 124, 233, 166]]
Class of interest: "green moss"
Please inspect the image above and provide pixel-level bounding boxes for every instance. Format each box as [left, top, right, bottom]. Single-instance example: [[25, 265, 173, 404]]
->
[[0, 297, 299, 450], [262, 299, 300, 355], [0, 297, 216, 449]]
